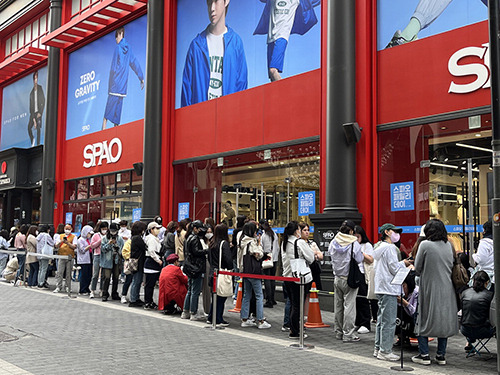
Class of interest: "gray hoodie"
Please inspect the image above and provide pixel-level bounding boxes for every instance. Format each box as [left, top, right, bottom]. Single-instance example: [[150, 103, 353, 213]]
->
[[328, 232, 363, 277]]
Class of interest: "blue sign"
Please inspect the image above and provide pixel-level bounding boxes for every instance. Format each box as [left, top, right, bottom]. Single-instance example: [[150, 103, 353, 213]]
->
[[378, 225, 483, 234], [391, 182, 414, 211], [178, 202, 190, 221], [65, 212, 73, 225], [298, 191, 316, 216], [132, 208, 142, 223]]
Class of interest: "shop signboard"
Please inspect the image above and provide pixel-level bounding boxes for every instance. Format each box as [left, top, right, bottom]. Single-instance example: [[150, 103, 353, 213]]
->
[[298, 190, 315, 216], [178, 202, 190, 221], [65, 212, 73, 225], [65, 15, 147, 140], [390, 181, 414, 212], [1, 67, 48, 150], [175, 0, 321, 108]]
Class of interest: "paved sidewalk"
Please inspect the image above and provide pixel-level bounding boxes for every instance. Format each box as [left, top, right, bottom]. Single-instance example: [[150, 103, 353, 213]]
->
[[0, 279, 497, 375]]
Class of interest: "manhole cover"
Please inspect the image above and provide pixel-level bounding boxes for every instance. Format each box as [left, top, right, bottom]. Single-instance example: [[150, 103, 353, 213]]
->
[[0, 331, 18, 342]]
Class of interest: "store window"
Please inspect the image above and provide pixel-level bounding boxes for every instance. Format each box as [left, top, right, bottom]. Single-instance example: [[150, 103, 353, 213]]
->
[[378, 114, 491, 254], [173, 142, 320, 230]]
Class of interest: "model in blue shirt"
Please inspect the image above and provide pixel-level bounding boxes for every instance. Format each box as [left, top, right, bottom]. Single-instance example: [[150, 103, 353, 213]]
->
[[181, 0, 248, 107]]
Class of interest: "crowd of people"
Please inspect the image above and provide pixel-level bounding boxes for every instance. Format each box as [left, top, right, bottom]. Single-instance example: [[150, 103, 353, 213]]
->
[[0, 215, 495, 366]]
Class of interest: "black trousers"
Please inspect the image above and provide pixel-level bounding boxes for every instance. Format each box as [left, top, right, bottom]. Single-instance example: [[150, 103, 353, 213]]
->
[[284, 281, 311, 336], [263, 262, 276, 303], [145, 272, 160, 304], [355, 277, 371, 330], [79, 264, 92, 293]]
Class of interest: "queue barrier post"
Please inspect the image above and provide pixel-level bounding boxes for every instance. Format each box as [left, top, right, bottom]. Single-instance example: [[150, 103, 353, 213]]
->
[[290, 276, 314, 350], [23, 248, 28, 287], [205, 270, 224, 331]]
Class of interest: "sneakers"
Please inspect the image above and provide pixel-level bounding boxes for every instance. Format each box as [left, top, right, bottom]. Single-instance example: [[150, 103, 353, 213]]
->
[[343, 335, 360, 343], [120, 296, 127, 304], [180, 311, 190, 319], [263, 301, 274, 308], [89, 291, 95, 299], [281, 325, 291, 332], [190, 313, 205, 321], [218, 321, 230, 327], [411, 354, 431, 365], [335, 332, 343, 340], [385, 30, 416, 49], [435, 355, 446, 365], [357, 326, 370, 334], [289, 333, 308, 339], [377, 351, 400, 362], [241, 320, 257, 328], [53, 287, 61, 293], [373, 348, 379, 358], [257, 321, 271, 329]]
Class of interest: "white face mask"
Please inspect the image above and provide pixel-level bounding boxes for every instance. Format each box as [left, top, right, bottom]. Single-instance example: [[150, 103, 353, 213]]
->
[[35, 231, 39, 235], [64, 230, 71, 235], [101, 229, 108, 235], [205, 232, 213, 240]]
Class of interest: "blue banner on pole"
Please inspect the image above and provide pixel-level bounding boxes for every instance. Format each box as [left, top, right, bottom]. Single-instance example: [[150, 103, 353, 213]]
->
[[65, 212, 73, 225], [390, 181, 414, 211], [132, 208, 142, 222], [178, 202, 190, 221], [298, 191, 316, 216]]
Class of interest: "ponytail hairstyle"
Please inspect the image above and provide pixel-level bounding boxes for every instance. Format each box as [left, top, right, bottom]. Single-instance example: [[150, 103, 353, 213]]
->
[[282, 221, 299, 252], [472, 270, 490, 293]]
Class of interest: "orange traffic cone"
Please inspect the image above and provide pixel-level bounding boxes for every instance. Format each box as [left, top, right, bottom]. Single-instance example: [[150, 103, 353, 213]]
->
[[304, 282, 330, 328], [229, 279, 243, 313]]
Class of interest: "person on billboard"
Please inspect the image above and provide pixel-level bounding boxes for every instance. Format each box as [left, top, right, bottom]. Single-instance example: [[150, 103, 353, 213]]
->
[[385, 0, 488, 48], [102, 26, 144, 130], [254, 0, 320, 82], [180, 0, 248, 107], [28, 70, 45, 147]]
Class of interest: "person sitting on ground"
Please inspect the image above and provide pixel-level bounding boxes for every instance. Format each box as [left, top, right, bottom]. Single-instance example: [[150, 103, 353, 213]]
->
[[158, 254, 188, 314], [461, 270, 495, 352], [395, 271, 418, 346], [2, 255, 18, 282]]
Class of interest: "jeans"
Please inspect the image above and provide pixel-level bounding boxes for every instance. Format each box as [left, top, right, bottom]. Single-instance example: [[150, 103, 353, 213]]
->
[[38, 259, 49, 287], [334, 277, 359, 338], [0, 257, 7, 277], [101, 268, 113, 298], [241, 278, 264, 321], [375, 294, 398, 354], [56, 258, 74, 291], [144, 272, 160, 304], [183, 276, 203, 314], [283, 282, 291, 327], [208, 295, 227, 323], [263, 263, 276, 303], [27, 262, 39, 286], [79, 263, 92, 293], [417, 336, 448, 356], [91, 254, 102, 292], [16, 253, 26, 281], [130, 270, 144, 303], [122, 273, 133, 297], [111, 262, 122, 298]]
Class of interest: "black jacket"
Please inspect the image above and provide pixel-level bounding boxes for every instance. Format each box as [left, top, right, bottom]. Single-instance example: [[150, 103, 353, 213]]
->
[[461, 287, 494, 327], [183, 234, 207, 278], [29, 84, 45, 118], [208, 239, 233, 271]]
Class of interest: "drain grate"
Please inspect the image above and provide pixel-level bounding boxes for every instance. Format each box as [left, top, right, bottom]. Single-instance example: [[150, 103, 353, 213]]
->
[[0, 331, 19, 342]]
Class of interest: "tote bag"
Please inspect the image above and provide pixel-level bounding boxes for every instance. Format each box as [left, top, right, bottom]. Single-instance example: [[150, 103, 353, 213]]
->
[[216, 240, 233, 297], [289, 239, 312, 284]]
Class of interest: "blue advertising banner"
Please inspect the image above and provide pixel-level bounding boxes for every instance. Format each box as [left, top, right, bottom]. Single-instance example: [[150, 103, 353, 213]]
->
[[132, 208, 142, 223], [176, 0, 321, 108], [1, 67, 48, 150], [380, 225, 483, 234], [178, 202, 190, 221], [298, 191, 315, 216], [65, 212, 73, 225], [391, 181, 414, 211], [378, 0, 487, 50], [66, 15, 147, 140]]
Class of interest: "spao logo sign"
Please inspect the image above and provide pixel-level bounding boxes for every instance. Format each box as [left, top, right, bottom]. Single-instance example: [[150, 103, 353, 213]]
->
[[448, 42, 491, 94], [83, 137, 122, 168]]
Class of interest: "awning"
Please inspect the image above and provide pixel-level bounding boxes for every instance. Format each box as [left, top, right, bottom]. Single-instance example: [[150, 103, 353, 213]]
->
[[0, 46, 48, 85]]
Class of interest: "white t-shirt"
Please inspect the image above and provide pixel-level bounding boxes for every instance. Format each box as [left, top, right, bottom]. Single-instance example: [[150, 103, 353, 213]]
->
[[206, 31, 225, 100], [267, 0, 300, 43], [358, 242, 374, 274]]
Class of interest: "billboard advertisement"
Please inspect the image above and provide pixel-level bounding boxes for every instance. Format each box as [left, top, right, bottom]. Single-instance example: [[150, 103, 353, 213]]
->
[[175, 0, 321, 109], [1, 67, 48, 150], [66, 15, 147, 140]]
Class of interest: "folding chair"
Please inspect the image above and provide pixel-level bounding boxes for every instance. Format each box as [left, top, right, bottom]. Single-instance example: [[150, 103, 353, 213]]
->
[[466, 332, 495, 358]]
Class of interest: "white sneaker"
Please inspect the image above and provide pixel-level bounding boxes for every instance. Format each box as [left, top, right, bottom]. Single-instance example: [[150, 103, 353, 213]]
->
[[257, 321, 271, 329], [53, 288, 61, 293], [90, 291, 95, 299], [377, 352, 400, 361], [241, 320, 257, 328], [373, 348, 379, 358], [120, 296, 127, 304], [65, 287, 70, 294], [357, 326, 370, 334], [190, 313, 205, 321], [180, 311, 190, 319]]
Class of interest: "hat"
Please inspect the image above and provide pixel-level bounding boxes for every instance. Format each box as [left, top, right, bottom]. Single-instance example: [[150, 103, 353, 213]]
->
[[342, 220, 356, 230], [379, 223, 403, 234], [147, 221, 162, 231], [166, 254, 179, 263]]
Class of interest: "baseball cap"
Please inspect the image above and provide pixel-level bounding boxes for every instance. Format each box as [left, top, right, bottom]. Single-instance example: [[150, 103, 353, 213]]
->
[[379, 223, 402, 234], [147, 221, 162, 231]]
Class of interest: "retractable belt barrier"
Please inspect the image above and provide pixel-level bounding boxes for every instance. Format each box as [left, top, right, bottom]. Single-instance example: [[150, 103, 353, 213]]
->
[[0, 248, 73, 298]]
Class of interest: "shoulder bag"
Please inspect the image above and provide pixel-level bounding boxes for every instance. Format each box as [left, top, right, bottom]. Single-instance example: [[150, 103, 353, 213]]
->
[[124, 258, 139, 275], [262, 238, 273, 269], [216, 240, 233, 297], [451, 246, 469, 291], [347, 243, 363, 288], [289, 239, 313, 284]]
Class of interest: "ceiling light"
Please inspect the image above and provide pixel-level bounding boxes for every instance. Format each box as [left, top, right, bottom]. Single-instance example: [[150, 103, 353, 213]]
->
[[444, 158, 449, 162], [456, 143, 492, 153], [430, 162, 458, 169], [475, 133, 482, 137], [441, 126, 447, 130]]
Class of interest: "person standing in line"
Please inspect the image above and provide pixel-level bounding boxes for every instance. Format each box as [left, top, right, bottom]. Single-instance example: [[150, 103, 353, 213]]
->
[[118, 220, 131, 241], [14, 224, 29, 286], [354, 225, 374, 334], [175, 219, 189, 265], [260, 219, 279, 308], [329, 220, 364, 342], [100, 222, 124, 302], [77, 225, 93, 295], [129, 221, 147, 307], [162, 221, 178, 260], [36, 224, 54, 289], [120, 235, 132, 304], [373, 223, 413, 361], [0, 230, 10, 277], [412, 219, 458, 366], [143, 221, 163, 309], [90, 221, 108, 298], [26, 225, 39, 287], [54, 224, 77, 293], [154, 216, 166, 242]]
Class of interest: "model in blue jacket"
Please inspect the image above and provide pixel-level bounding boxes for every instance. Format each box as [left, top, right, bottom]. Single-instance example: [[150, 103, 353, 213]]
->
[[181, 26, 248, 108]]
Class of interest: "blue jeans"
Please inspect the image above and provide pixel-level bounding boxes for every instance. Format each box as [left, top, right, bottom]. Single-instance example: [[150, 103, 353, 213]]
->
[[91, 254, 101, 292], [183, 276, 203, 314], [27, 262, 39, 286], [16, 253, 26, 281], [130, 270, 144, 303], [38, 259, 49, 286], [283, 282, 291, 327], [417, 336, 448, 356], [122, 273, 133, 297], [375, 294, 398, 354], [241, 278, 264, 321]]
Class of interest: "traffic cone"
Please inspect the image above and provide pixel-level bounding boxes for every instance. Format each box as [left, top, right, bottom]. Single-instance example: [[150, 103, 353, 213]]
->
[[304, 282, 330, 328], [229, 279, 243, 313]]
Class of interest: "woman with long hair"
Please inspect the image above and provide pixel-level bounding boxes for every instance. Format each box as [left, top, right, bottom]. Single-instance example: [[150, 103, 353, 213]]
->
[[26, 225, 39, 287], [353, 225, 374, 334], [77, 225, 93, 295], [90, 221, 108, 298], [129, 221, 147, 307], [260, 219, 280, 308]]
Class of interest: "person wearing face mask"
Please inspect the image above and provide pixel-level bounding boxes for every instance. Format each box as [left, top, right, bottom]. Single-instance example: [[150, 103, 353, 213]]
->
[[54, 224, 77, 294], [129, 221, 148, 307], [181, 220, 209, 321], [101, 222, 124, 302], [36, 224, 54, 289], [154, 215, 166, 242], [143, 221, 163, 309], [373, 223, 413, 362], [202, 223, 214, 315], [77, 225, 94, 295], [90, 221, 109, 299]]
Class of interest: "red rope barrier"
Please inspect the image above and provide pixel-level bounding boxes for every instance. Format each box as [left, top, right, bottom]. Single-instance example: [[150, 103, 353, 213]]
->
[[218, 270, 300, 283]]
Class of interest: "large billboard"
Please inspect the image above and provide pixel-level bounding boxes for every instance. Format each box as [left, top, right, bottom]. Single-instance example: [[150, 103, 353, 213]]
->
[[175, 0, 321, 109], [65, 15, 147, 140], [1, 67, 48, 150]]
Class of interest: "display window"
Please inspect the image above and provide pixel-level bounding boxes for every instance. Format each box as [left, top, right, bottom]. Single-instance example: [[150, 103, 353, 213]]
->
[[378, 114, 491, 254], [173, 142, 320, 230]]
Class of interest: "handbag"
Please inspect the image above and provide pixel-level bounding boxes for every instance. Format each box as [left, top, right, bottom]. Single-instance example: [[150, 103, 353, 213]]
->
[[289, 239, 313, 284], [347, 243, 363, 288], [216, 240, 233, 297], [451, 247, 469, 291], [124, 258, 139, 275], [262, 254, 273, 269]]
